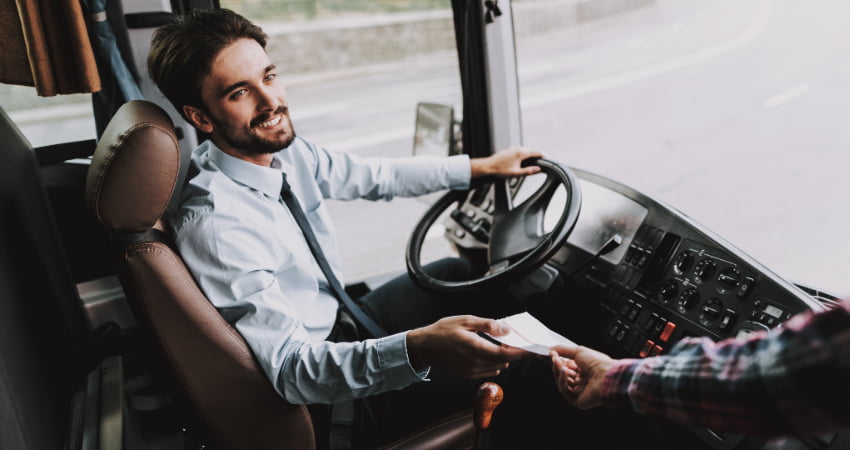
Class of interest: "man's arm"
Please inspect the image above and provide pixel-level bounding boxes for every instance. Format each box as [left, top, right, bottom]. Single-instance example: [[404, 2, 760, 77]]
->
[[175, 208, 527, 404], [301, 139, 544, 201], [550, 300, 850, 437]]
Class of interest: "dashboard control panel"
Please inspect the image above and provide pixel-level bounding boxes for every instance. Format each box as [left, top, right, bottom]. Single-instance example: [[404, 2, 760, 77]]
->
[[596, 220, 818, 359]]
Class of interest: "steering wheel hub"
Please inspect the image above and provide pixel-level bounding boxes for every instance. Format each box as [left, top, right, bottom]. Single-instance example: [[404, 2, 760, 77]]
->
[[406, 158, 582, 292]]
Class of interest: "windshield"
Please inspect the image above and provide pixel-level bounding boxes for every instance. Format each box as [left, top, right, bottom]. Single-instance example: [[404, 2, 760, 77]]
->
[[514, 0, 850, 296]]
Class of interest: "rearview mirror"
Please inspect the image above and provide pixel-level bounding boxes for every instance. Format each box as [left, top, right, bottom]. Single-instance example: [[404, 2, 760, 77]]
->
[[412, 102, 461, 156]]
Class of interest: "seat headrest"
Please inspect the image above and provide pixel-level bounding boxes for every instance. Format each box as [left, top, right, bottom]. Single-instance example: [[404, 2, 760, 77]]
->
[[86, 100, 180, 233]]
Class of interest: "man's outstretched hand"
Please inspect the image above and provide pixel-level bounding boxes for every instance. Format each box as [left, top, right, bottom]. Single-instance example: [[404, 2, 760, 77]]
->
[[407, 315, 529, 379], [550, 345, 617, 410]]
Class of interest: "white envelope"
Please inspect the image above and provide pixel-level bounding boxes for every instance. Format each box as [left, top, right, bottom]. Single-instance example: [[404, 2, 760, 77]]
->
[[488, 312, 577, 356]]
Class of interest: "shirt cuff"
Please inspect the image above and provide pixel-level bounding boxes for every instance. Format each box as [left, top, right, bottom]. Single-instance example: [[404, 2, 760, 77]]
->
[[599, 358, 641, 408], [375, 331, 430, 384], [447, 154, 471, 190]]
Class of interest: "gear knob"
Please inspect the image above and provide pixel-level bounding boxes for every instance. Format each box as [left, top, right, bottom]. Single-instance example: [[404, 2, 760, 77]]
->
[[474, 382, 504, 430]]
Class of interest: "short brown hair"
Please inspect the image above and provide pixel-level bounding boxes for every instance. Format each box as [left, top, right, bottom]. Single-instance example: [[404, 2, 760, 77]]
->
[[147, 9, 268, 117]]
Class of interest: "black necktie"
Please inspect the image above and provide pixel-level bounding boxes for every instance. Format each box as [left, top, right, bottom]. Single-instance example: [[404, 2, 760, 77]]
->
[[279, 174, 387, 338]]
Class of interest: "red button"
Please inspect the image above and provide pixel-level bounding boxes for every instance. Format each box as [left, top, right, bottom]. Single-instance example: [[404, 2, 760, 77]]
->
[[639, 340, 655, 358], [659, 322, 677, 342], [650, 345, 663, 356]]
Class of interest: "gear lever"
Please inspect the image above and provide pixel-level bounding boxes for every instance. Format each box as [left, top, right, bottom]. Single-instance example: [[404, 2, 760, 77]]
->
[[474, 382, 504, 449]]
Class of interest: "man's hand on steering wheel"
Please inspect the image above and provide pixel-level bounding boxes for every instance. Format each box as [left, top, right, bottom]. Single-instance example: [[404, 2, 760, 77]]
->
[[470, 146, 545, 178]]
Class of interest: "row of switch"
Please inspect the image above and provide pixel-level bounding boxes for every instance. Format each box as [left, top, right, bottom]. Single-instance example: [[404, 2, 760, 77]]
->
[[624, 226, 664, 269], [609, 295, 680, 358], [639, 339, 664, 358], [615, 296, 677, 343], [611, 265, 642, 291], [670, 248, 757, 300], [608, 318, 670, 358], [639, 311, 677, 343]]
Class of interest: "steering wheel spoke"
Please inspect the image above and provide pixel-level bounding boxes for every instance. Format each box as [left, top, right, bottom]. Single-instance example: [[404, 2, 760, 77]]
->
[[492, 179, 514, 219], [407, 159, 582, 293], [488, 175, 563, 261], [487, 259, 511, 276]]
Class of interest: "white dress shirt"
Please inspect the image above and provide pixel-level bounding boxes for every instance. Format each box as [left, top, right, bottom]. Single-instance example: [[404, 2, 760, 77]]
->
[[170, 137, 471, 404]]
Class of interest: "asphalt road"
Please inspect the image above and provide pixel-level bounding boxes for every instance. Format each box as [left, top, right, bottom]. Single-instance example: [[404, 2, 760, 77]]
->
[[285, 0, 850, 295], [518, 0, 850, 296]]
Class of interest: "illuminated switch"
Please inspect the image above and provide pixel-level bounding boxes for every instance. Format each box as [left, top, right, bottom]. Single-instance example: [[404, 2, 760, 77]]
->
[[650, 345, 663, 357], [659, 322, 677, 342], [639, 340, 655, 358]]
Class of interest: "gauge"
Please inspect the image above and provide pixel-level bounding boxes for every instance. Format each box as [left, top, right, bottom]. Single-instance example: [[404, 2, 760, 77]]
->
[[672, 251, 694, 275], [693, 258, 716, 284], [656, 279, 678, 304], [699, 298, 723, 326], [677, 287, 699, 314], [716, 267, 741, 293]]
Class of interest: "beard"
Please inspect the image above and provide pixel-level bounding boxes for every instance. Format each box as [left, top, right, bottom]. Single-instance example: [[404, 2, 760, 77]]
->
[[211, 106, 296, 155]]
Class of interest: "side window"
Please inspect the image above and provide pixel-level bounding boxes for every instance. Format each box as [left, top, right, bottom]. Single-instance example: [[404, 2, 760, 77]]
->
[[221, 1, 464, 283], [1, 84, 95, 147]]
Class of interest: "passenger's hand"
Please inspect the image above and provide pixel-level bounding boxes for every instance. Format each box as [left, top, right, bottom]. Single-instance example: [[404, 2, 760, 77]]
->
[[470, 146, 544, 178], [407, 315, 529, 379], [549, 345, 616, 410]]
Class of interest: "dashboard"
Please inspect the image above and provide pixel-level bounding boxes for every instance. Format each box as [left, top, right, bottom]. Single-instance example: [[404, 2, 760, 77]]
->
[[549, 168, 825, 360], [449, 167, 825, 357]]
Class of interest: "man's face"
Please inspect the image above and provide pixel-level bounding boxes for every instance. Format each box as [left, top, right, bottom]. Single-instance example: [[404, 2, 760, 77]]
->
[[191, 38, 295, 159]]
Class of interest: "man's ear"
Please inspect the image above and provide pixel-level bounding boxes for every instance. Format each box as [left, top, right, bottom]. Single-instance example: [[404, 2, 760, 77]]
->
[[183, 105, 214, 134]]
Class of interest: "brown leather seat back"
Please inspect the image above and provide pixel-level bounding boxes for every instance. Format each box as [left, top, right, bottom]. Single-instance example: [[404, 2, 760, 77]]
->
[[85, 100, 314, 450]]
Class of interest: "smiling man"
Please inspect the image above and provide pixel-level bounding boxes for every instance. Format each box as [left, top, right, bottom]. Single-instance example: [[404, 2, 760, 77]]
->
[[145, 8, 560, 449], [183, 40, 295, 163]]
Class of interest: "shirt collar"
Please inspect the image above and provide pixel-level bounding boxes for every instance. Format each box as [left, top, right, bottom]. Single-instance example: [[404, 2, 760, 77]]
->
[[207, 142, 284, 198]]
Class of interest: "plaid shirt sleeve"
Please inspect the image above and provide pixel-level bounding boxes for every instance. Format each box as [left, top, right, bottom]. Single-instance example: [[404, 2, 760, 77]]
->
[[598, 299, 850, 437]]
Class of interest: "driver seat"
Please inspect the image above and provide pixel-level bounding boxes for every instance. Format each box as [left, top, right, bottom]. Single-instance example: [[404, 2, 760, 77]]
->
[[84, 100, 477, 449]]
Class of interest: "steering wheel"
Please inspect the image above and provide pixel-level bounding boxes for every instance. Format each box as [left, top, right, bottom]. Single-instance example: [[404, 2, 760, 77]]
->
[[406, 158, 582, 292]]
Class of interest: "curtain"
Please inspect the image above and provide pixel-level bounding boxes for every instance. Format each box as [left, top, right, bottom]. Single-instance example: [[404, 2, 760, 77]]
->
[[0, 0, 101, 96], [80, 0, 143, 136]]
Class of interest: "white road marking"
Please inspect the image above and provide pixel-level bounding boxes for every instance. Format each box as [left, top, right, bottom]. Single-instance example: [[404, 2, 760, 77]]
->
[[522, 0, 773, 108], [763, 83, 811, 108]]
